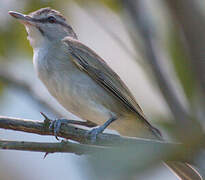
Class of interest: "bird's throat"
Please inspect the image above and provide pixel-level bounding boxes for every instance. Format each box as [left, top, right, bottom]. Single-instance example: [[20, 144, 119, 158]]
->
[[25, 25, 45, 48]]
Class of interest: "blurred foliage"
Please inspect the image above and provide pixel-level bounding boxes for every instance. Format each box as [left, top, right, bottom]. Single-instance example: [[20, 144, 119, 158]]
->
[[0, 0, 122, 60], [0, 22, 30, 58], [0, 0, 205, 179], [0, 0, 201, 113], [168, 29, 196, 101], [99, 0, 122, 12], [74, 0, 122, 12], [0, 0, 69, 60], [0, 0, 202, 112], [156, 119, 177, 137], [0, 81, 4, 96], [23, 0, 56, 13]]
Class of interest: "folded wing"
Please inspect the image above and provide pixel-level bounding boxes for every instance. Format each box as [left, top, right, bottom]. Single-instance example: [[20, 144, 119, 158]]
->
[[63, 37, 161, 138]]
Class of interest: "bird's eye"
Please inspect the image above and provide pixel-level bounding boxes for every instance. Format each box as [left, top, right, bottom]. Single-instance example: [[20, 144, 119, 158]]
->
[[47, 16, 56, 23]]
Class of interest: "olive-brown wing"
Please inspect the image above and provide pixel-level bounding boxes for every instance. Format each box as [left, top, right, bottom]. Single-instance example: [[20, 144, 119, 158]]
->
[[63, 37, 161, 138]]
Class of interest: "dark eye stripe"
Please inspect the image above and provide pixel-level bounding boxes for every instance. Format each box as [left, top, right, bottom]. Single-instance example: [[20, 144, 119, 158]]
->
[[32, 17, 52, 23], [32, 17, 70, 28], [31, 17, 77, 39]]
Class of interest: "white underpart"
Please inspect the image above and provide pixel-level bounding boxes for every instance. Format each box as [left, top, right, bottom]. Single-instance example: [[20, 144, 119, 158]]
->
[[26, 22, 120, 125], [25, 25, 45, 48], [32, 41, 114, 124]]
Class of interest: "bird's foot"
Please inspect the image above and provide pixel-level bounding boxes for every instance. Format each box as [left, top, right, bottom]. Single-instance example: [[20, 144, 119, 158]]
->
[[86, 126, 105, 143], [40, 112, 75, 140], [86, 115, 117, 143], [49, 118, 70, 140]]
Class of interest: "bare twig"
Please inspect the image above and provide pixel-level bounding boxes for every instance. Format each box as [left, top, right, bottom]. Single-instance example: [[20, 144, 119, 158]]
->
[[0, 115, 203, 160], [0, 115, 164, 146], [0, 114, 203, 178], [0, 139, 104, 155]]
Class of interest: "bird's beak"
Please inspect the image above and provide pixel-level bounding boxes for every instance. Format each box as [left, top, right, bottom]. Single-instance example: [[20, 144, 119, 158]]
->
[[8, 11, 35, 26]]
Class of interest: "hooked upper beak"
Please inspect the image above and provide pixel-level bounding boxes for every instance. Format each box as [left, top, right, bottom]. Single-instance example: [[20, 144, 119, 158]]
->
[[8, 11, 35, 26]]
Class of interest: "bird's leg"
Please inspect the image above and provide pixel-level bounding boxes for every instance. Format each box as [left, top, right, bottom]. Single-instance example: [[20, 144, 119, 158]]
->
[[40, 112, 97, 140], [49, 118, 70, 140], [87, 115, 117, 142]]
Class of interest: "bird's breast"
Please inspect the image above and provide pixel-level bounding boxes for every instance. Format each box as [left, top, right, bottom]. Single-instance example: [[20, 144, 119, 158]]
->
[[33, 48, 126, 124]]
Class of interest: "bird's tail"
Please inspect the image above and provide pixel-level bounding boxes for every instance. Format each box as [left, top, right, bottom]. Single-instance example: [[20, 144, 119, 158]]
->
[[166, 161, 202, 180], [109, 115, 202, 179]]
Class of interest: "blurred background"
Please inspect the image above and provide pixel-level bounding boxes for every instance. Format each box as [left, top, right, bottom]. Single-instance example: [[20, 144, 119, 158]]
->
[[0, 0, 205, 179]]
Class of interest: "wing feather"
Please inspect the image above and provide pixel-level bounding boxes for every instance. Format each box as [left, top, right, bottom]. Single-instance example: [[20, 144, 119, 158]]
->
[[63, 37, 161, 138]]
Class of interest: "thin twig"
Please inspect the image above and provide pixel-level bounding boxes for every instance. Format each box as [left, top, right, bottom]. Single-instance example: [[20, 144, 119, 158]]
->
[[0, 115, 203, 166], [0, 139, 105, 155], [0, 115, 165, 146]]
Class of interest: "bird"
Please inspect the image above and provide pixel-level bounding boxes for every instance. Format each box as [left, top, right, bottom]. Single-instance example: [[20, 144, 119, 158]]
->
[[9, 7, 202, 180]]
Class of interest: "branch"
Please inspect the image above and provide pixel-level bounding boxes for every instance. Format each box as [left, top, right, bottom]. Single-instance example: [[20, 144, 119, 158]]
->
[[0, 139, 104, 155], [0, 115, 203, 169], [0, 115, 164, 146]]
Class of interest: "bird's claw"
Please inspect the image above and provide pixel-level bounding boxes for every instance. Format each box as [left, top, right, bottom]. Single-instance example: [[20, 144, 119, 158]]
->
[[49, 119, 64, 140], [86, 116, 117, 143], [49, 118, 78, 140], [86, 127, 103, 143], [40, 112, 67, 140]]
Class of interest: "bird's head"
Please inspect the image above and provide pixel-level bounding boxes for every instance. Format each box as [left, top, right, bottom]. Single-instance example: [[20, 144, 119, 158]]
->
[[9, 7, 77, 48]]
